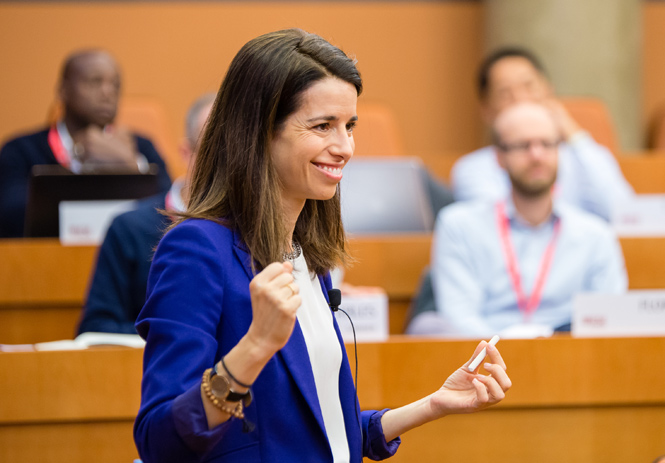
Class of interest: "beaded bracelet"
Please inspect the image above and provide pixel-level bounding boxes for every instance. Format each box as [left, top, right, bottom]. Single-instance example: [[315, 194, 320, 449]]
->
[[201, 368, 245, 419]]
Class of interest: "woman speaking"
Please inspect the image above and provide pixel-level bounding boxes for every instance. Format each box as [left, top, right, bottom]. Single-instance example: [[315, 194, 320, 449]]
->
[[134, 28, 511, 462]]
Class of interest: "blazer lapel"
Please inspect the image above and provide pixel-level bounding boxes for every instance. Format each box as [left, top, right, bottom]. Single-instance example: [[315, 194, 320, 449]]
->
[[278, 323, 327, 438], [276, 274, 332, 439], [231, 229, 255, 281], [231, 231, 328, 439]]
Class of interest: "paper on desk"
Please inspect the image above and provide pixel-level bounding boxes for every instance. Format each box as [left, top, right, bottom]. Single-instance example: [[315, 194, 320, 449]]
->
[[33, 333, 146, 351]]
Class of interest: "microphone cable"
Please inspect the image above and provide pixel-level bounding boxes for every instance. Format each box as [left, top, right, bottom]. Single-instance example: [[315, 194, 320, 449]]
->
[[328, 289, 362, 440]]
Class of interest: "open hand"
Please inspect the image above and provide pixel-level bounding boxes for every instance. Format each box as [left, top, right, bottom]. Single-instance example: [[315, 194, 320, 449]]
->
[[428, 341, 511, 417]]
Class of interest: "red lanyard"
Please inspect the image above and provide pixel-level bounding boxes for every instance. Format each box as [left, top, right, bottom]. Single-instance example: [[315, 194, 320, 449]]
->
[[164, 191, 174, 211], [47, 125, 70, 168], [496, 202, 561, 321]]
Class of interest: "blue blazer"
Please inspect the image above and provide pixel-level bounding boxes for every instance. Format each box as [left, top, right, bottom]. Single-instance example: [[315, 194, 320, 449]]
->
[[134, 219, 399, 462]]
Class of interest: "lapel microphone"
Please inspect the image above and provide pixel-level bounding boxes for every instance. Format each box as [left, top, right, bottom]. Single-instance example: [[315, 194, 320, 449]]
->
[[327, 289, 342, 312]]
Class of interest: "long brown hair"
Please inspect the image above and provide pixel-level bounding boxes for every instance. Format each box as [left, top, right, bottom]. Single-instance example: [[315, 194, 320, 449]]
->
[[174, 29, 363, 275]]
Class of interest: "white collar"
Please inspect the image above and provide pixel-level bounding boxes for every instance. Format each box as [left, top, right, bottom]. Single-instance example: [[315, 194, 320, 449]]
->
[[168, 179, 186, 212]]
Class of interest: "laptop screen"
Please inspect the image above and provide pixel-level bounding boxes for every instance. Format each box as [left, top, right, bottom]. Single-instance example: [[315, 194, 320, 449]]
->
[[340, 157, 434, 235], [24, 164, 162, 238]]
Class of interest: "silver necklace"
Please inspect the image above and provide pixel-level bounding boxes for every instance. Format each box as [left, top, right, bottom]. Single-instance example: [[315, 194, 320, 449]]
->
[[282, 241, 302, 261]]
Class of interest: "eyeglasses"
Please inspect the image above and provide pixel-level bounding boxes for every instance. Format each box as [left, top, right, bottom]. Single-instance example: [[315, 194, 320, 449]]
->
[[496, 138, 561, 153]]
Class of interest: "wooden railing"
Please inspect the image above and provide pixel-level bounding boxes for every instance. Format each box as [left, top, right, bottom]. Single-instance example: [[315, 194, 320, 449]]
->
[[2, 235, 665, 343], [1, 337, 663, 462]]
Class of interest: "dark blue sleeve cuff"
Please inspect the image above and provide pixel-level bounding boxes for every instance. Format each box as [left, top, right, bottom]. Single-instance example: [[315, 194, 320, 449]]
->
[[363, 408, 401, 460], [172, 382, 233, 456]]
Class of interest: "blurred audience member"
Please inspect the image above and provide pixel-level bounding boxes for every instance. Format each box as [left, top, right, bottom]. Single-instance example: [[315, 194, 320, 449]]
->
[[409, 102, 627, 338], [77, 93, 214, 334], [0, 49, 171, 238], [451, 47, 632, 221]]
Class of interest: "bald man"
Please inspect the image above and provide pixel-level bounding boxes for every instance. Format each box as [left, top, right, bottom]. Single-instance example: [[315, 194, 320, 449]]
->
[[0, 49, 171, 238], [413, 102, 627, 338]]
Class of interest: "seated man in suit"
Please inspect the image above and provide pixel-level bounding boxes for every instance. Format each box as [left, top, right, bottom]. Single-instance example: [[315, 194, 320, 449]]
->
[[77, 93, 214, 334], [0, 49, 171, 238], [409, 102, 627, 338], [451, 47, 632, 222]]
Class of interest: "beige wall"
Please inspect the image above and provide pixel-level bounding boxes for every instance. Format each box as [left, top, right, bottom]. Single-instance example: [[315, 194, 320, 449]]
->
[[0, 1, 485, 159], [485, 0, 642, 150]]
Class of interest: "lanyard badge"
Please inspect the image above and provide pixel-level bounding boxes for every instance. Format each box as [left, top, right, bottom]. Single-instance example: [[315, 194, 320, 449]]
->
[[496, 201, 561, 321]]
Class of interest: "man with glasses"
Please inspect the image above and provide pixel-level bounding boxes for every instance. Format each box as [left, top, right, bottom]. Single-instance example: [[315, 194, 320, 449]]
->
[[412, 102, 627, 338], [451, 47, 632, 221]]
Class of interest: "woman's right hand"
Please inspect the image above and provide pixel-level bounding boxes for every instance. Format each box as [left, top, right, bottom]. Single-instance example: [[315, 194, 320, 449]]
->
[[246, 261, 301, 356], [201, 262, 300, 429]]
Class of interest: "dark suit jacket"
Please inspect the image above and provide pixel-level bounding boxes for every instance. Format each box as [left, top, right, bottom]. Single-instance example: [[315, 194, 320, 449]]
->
[[0, 127, 171, 237], [77, 193, 168, 335], [134, 219, 400, 462]]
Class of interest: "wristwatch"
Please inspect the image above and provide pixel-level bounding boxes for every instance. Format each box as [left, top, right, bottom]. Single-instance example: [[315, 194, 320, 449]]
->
[[209, 363, 253, 406]]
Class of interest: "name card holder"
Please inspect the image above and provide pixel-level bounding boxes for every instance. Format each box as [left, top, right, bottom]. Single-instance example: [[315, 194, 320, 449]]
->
[[612, 194, 665, 237], [334, 290, 389, 343], [573, 291, 665, 337], [59, 200, 137, 245]]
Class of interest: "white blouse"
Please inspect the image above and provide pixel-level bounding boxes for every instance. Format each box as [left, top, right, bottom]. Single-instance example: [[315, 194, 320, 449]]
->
[[292, 253, 349, 463]]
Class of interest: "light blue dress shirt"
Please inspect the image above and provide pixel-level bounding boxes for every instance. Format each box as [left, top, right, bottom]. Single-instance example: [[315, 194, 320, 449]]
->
[[431, 199, 628, 337], [451, 133, 634, 221]]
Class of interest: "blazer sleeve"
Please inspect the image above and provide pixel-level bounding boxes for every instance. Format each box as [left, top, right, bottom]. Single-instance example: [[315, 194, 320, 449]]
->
[[361, 409, 401, 460], [78, 214, 139, 334], [0, 138, 32, 237], [133, 222, 236, 462]]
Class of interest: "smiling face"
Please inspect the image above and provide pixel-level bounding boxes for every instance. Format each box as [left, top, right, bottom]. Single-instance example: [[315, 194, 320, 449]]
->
[[269, 76, 358, 213]]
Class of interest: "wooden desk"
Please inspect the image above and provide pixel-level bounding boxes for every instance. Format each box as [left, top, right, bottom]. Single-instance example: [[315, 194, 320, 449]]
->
[[0, 239, 97, 344], [345, 235, 665, 332], [2, 236, 665, 343], [1, 337, 663, 463]]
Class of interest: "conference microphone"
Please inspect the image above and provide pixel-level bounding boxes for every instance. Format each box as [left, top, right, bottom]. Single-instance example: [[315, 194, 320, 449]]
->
[[328, 289, 342, 312]]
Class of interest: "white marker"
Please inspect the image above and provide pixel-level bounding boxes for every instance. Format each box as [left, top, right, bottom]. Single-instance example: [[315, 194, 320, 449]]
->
[[467, 335, 500, 372]]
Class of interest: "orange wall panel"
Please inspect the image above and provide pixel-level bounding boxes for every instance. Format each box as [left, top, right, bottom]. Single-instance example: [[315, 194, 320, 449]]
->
[[643, 2, 665, 145], [0, 1, 485, 161]]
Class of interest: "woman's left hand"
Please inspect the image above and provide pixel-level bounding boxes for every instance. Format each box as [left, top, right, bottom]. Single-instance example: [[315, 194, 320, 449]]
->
[[428, 341, 512, 418]]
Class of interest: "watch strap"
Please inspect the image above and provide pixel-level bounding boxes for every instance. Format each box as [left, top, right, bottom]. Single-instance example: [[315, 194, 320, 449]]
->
[[212, 362, 253, 406]]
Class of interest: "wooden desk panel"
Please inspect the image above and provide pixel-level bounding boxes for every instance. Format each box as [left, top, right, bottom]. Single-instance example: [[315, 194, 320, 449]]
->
[[0, 421, 139, 463], [352, 336, 665, 409], [0, 239, 97, 344], [345, 234, 431, 332], [621, 237, 665, 289], [0, 337, 663, 463], [0, 239, 97, 305], [0, 348, 142, 423], [1, 235, 665, 343]]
